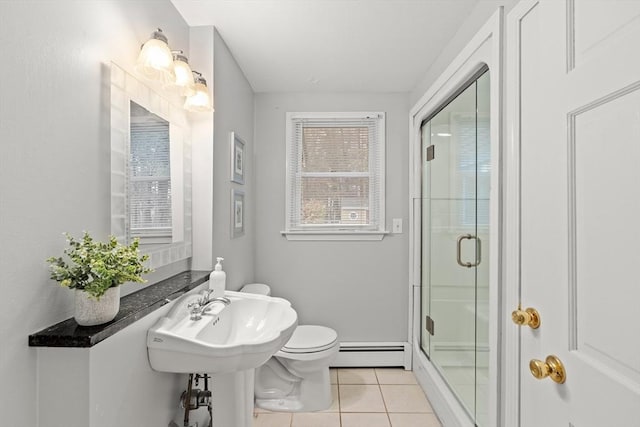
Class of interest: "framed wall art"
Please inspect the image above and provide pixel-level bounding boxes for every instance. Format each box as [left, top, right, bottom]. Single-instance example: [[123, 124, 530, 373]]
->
[[230, 132, 245, 184], [231, 189, 245, 238]]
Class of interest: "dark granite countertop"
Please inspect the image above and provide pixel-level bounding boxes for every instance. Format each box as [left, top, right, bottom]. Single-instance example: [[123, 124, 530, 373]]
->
[[29, 270, 210, 348]]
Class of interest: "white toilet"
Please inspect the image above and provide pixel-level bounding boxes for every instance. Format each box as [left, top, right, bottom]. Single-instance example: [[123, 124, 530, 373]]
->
[[240, 283, 339, 412]]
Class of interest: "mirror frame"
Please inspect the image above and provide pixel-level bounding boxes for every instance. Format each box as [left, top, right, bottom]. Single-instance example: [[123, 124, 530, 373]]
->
[[110, 62, 192, 270]]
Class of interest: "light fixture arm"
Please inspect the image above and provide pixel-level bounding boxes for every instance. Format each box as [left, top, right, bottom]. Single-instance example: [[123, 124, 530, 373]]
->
[[192, 71, 207, 85], [172, 50, 189, 64], [150, 28, 168, 44]]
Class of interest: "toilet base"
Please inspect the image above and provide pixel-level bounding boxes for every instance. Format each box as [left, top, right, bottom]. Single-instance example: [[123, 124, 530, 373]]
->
[[255, 367, 333, 412], [255, 395, 305, 412]]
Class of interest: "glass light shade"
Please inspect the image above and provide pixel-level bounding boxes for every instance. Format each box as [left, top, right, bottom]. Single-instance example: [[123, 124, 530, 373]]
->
[[135, 29, 175, 84], [184, 75, 213, 112], [170, 52, 195, 96]]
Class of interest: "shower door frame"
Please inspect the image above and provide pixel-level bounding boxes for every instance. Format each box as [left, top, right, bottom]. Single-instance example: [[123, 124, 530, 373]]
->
[[408, 9, 510, 427]]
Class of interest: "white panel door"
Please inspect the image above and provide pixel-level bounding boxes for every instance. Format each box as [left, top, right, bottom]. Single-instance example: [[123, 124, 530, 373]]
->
[[506, 0, 640, 425]]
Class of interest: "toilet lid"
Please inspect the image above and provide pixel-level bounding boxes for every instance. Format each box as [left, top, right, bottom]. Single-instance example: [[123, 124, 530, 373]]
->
[[281, 325, 338, 354]]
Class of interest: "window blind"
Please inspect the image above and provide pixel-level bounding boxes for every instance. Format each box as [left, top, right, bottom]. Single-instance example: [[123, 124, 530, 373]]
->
[[129, 104, 172, 241], [287, 114, 384, 232], [452, 112, 490, 227]]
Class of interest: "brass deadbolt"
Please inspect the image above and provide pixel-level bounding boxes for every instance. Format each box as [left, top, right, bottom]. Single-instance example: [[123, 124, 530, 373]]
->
[[512, 307, 541, 329], [529, 355, 566, 384]]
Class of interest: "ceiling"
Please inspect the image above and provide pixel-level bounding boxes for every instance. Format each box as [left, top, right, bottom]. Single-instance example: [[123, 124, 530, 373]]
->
[[171, 0, 479, 93]]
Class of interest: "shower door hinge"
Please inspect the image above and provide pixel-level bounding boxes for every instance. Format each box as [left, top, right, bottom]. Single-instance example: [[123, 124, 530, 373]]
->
[[426, 145, 435, 161], [425, 316, 435, 336]]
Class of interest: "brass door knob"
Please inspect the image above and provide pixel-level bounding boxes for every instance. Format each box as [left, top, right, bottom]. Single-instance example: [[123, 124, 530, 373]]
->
[[529, 355, 566, 384], [512, 307, 540, 329]]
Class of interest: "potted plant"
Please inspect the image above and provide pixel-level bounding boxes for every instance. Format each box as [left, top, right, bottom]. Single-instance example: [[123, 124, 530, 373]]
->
[[46, 232, 152, 326]]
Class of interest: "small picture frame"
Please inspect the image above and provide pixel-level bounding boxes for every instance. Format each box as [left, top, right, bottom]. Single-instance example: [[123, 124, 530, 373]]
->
[[230, 132, 245, 184], [231, 189, 245, 238]]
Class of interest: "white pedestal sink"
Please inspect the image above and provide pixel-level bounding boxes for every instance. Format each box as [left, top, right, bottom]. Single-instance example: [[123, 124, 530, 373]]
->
[[147, 290, 298, 427]]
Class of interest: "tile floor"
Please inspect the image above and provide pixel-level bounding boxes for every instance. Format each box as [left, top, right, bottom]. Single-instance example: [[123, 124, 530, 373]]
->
[[253, 368, 442, 427]]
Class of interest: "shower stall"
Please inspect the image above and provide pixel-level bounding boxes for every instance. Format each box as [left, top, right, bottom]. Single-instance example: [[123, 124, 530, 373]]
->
[[419, 69, 490, 427]]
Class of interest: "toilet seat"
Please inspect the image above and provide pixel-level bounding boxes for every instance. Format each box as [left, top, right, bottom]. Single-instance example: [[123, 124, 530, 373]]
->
[[280, 325, 338, 354]]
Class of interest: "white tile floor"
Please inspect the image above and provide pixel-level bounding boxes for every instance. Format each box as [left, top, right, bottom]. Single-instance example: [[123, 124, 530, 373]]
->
[[253, 368, 442, 427]]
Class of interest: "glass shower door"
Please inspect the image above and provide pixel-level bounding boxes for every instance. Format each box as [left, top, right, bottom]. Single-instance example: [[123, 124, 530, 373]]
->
[[420, 70, 490, 426], [474, 71, 490, 427]]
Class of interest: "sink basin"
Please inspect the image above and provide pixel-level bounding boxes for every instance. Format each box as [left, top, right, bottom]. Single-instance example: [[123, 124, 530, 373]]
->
[[147, 290, 298, 374]]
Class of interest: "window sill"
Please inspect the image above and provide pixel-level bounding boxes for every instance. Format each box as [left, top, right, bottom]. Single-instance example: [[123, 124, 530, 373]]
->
[[281, 230, 390, 241]]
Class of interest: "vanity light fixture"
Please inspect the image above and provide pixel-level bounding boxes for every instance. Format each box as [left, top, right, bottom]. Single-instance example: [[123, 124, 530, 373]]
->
[[136, 29, 212, 113], [170, 50, 195, 96], [135, 28, 176, 84], [184, 71, 213, 112]]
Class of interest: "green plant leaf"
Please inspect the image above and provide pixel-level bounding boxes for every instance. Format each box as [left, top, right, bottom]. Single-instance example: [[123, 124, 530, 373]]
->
[[46, 232, 153, 299]]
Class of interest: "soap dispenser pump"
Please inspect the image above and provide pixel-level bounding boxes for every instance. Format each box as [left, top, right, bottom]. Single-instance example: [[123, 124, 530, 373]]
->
[[209, 257, 226, 298]]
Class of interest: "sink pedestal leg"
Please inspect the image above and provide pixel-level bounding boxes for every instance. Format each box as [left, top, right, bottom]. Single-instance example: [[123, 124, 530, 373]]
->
[[210, 369, 255, 427]]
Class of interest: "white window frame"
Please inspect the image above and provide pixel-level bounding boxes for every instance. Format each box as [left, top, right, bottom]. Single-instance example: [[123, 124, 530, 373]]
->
[[283, 112, 388, 241]]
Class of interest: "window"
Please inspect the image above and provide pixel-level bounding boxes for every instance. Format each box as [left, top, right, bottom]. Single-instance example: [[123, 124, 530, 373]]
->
[[451, 112, 490, 228], [129, 101, 172, 244], [284, 112, 386, 240]]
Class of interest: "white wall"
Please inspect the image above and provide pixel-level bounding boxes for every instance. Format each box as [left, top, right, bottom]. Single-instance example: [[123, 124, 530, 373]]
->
[[0, 1, 195, 425], [254, 93, 409, 342], [190, 26, 255, 286], [211, 29, 256, 290], [37, 302, 185, 427], [190, 26, 216, 271], [409, 0, 519, 107]]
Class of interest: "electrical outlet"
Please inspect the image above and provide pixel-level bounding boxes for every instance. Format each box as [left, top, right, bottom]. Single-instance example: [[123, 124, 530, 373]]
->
[[392, 218, 403, 234]]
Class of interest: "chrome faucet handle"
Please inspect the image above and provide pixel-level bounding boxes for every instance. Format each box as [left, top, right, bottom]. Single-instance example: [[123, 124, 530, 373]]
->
[[187, 301, 203, 320]]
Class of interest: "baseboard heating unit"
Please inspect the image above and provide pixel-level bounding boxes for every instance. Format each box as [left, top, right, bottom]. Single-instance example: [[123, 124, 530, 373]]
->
[[332, 342, 411, 368]]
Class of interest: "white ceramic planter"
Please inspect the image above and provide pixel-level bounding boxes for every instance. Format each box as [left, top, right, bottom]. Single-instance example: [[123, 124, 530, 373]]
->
[[74, 287, 121, 326]]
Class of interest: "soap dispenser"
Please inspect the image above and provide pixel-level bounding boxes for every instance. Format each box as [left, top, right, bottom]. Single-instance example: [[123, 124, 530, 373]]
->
[[209, 257, 226, 298]]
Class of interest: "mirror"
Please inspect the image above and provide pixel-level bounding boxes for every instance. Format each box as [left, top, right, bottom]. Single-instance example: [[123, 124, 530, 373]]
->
[[110, 63, 192, 270], [129, 101, 172, 245]]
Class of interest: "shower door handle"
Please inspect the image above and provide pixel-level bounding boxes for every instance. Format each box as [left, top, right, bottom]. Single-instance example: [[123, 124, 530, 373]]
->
[[456, 234, 481, 268]]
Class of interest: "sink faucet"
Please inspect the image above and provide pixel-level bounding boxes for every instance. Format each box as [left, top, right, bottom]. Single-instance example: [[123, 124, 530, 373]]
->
[[188, 290, 231, 321], [200, 296, 231, 315]]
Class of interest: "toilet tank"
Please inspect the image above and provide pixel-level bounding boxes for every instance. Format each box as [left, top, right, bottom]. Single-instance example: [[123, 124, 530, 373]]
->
[[239, 283, 271, 296]]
